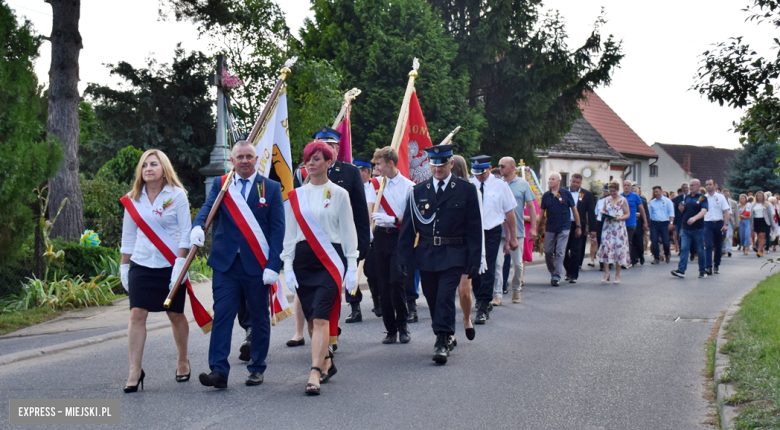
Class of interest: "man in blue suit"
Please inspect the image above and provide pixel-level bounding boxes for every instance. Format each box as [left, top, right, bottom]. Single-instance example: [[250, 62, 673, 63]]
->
[[190, 140, 285, 389]]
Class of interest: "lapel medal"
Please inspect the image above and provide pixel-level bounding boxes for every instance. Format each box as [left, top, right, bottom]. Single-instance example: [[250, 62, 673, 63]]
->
[[256, 182, 268, 208], [425, 203, 430, 209], [324, 186, 331, 208]]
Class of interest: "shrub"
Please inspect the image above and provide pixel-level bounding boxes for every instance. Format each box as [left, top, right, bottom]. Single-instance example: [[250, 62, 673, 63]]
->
[[96, 145, 143, 184], [1, 273, 120, 312], [52, 239, 120, 280]]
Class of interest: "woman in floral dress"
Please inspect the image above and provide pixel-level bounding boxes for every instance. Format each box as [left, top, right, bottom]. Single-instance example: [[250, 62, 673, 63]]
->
[[596, 180, 631, 284]]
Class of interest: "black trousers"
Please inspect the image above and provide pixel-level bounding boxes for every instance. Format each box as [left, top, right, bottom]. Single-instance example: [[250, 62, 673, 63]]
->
[[419, 267, 462, 336], [471, 225, 502, 304], [363, 245, 380, 305], [630, 224, 643, 263], [374, 229, 408, 333], [563, 221, 586, 279], [405, 256, 418, 301]]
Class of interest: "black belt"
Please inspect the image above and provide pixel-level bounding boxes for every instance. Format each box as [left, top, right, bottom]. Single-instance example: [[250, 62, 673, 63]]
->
[[419, 236, 464, 246], [651, 220, 670, 224], [375, 227, 399, 235], [704, 220, 724, 223]]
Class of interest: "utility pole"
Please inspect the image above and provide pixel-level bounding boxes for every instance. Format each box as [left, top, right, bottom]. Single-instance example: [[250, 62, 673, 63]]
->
[[200, 55, 232, 193]]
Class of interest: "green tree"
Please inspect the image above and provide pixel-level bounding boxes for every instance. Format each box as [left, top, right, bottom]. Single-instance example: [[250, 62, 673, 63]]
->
[[727, 98, 780, 193], [428, 0, 624, 162], [0, 2, 63, 264], [78, 101, 109, 177], [202, 0, 290, 126], [286, 57, 344, 163], [300, 0, 486, 158], [84, 45, 215, 206], [96, 146, 144, 184]]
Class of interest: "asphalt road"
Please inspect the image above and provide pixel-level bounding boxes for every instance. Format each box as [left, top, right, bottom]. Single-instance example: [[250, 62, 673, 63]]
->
[[0, 251, 770, 429]]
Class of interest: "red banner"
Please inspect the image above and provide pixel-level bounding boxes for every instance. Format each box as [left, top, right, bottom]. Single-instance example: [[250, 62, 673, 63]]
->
[[397, 91, 433, 184]]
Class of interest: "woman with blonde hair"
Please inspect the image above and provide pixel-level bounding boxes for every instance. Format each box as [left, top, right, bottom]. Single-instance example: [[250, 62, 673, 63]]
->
[[597, 180, 631, 283], [750, 191, 774, 257], [119, 149, 192, 392]]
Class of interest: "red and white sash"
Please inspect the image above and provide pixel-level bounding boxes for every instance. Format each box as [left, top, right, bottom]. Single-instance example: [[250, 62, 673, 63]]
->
[[371, 178, 401, 229], [120, 195, 214, 333], [288, 188, 345, 344], [219, 175, 292, 324]]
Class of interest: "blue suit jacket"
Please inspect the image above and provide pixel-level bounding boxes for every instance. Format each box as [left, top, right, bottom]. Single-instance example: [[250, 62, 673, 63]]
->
[[193, 174, 285, 276]]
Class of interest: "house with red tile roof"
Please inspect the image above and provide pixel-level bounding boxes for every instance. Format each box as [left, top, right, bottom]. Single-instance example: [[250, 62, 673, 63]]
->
[[580, 91, 657, 192], [650, 143, 739, 193]]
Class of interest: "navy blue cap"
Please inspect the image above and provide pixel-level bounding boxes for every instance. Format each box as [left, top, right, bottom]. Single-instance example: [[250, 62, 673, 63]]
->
[[425, 144, 455, 166], [353, 156, 372, 169], [312, 126, 342, 143], [470, 155, 492, 174]]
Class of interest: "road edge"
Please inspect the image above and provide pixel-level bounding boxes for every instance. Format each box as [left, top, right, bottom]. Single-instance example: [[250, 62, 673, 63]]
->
[[0, 318, 185, 367], [714, 290, 750, 430]]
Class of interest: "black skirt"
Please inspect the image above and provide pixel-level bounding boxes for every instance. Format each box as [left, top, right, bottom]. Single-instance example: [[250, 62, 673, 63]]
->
[[754, 217, 771, 235], [293, 241, 346, 321], [128, 262, 185, 313]]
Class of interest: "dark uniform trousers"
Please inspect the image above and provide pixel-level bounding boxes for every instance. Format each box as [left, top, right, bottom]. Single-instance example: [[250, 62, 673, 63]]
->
[[419, 268, 463, 335], [397, 176, 483, 337], [363, 244, 380, 304], [471, 225, 502, 304], [373, 228, 408, 332], [631, 223, 645, 264], [563, 221, 586, 279]]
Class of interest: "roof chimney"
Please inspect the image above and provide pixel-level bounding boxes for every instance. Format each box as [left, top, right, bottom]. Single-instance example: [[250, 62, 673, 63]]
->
[[682, 154, 691, 174]]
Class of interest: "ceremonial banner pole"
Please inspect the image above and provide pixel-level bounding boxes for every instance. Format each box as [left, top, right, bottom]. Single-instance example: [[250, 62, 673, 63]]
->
[[165, 169, 235, 308], [166, 66, 292, 307], [354, 59, 419, 295], [437, 125, 461, 147], [331, 88, 362, 129], [372, 58, 420, 231]]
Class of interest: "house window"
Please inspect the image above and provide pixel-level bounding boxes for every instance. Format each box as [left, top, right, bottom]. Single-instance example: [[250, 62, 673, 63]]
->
[[560, 172, 569, 188], [650, 165, 658, 177], [632, 162, 642, 184]]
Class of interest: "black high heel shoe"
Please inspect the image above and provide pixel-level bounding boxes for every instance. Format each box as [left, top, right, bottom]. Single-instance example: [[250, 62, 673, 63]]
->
[[176, 360, 190, 382], [123, 369, 145, 393], [320, 350, 337, 383]]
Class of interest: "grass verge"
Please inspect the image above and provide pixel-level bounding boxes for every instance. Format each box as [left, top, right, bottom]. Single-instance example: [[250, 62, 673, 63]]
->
[[0, 308, 63, 336], [721, 272, 780, 428]]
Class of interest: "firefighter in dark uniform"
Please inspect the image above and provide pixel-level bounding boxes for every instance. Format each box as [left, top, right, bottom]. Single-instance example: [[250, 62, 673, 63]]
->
[[398, 144, 482, 364], [293, 127, 370, 324], [353, 155, 382, 317]]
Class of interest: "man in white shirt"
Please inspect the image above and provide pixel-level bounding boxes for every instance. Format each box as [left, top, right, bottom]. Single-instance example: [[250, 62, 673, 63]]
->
[[353, 156, 381, 318], [370, 147, 415, 344], [469, 155, 517, 321], [703, 179, 730, 274]]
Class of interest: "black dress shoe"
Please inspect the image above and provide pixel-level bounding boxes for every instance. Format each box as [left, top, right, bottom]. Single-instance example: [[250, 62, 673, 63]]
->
[[382, 332, 397, 344], [245, 372, 263, 386], [551, 279, 560, 287], [176, 360, 191, 382], [465, 325, 475, 341], [286, 338, 305, 347], [407, 300, 418, 323], [239, 328, 252, 362], [564, 275, 570, 281], [432, 334, 449, 364], [474, 309, 488, 325], [199, 372, 227, 389], [705, 267, 713, 276], [399, 325, 411, 344], [123, 369, 145, 393], [372, 306, 382, 317], [345, 303, 362, 323]]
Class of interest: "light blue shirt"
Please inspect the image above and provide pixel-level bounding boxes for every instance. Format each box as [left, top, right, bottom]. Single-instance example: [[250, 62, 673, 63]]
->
[[648, 196, 674, 222]]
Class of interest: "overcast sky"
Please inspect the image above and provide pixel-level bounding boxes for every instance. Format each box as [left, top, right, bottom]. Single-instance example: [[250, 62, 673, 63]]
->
[[13, 0, 778, 150]]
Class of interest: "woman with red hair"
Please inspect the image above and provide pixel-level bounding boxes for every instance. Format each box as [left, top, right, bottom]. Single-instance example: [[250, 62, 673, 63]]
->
[[282, 140, 358, 395]]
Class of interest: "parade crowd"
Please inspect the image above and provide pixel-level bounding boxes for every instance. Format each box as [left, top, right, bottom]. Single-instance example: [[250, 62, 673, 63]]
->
[[117, 127, 774, 396]]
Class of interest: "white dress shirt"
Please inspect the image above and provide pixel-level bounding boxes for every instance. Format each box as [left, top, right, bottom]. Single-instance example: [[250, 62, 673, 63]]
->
[[567, 188, 583, 221], [433, 174, 452, 193], [470, 174, 517, 230], [375, 173, 414, 226], [704, 192, 730, 222], [121, 184, 192, 268], [363, 181, 377, 204], [281, 180, 359, 272], [232, 171, 257, 199]]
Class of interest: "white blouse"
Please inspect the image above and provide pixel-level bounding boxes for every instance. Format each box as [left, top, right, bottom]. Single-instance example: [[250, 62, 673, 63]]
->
[[121, 184, 192, 268], [282, 181, 359, 272]]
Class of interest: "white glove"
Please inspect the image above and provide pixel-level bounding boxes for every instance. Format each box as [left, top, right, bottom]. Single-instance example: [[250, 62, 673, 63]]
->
[[345, 269, 358, 294], [263, 268, 279, 285], [169, 257, 187, 290], [371, 212, 396, 227], [190, 226, 205, 247], [284, 270, 298, 294], [120, 264, 130, 292]]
